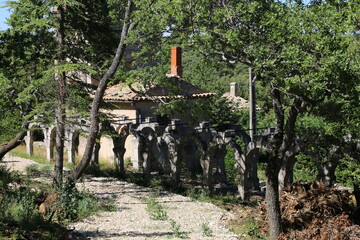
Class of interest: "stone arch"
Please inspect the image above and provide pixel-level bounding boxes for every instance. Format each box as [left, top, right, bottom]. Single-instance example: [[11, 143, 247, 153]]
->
[[179, 135, 203, 179], [199, 141, 226, 192], [226, 138, 249, 200], [98, 134, 115, 164], [25, 124, 46, 157]]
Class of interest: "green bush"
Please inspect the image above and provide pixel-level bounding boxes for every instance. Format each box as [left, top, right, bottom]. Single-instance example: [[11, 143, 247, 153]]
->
[[201, 222, 213, 237], [224, 148, 237, 186], [293, 154, 317, 183], [143, 195, 168, 221]]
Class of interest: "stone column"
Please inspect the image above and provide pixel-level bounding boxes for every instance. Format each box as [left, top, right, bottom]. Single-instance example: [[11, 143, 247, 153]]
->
[[229, 140, 249, 201], [66, 131, 75, 164], [164, 134, 181, 186], [91, 139, 100, 165], [141, 143, 151, 176], [132, 136, 141, 170], [200, 152, 214, 192], [247, 142, 260, 191], [25, 131, 33, 156], [113, 137, 126, 175], [214, 145, 227, 185], [43, 128, 53, 162], [156, 137, 170, 174]]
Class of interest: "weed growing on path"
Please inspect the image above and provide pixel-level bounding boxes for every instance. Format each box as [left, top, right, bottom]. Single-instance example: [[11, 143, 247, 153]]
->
[[201, 222, 213, 237], [143, 195, 168, 220], [169, 219, 188, 238]]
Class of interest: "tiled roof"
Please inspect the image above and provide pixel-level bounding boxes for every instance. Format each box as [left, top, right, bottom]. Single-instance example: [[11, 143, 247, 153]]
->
[[103, 77, 215, 102]]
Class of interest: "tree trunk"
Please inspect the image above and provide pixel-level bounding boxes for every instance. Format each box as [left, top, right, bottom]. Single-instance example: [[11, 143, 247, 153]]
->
[[278, 146, 297, 190], [265, 84, 285, 240], [54, 4, 66, 186], [70, 0, 133, 181], [353, 181, 360, 209], [266, 85, 308, 239], [0, 118, 29, 160], [266, 155, 282, 240]]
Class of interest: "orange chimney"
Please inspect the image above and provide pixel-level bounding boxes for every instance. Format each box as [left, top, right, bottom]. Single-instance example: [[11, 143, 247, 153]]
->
[[170, 46, 182, 78]]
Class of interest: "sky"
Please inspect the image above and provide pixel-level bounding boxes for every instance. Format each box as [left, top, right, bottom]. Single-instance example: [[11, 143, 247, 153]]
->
[[0, 0, 10, 31]]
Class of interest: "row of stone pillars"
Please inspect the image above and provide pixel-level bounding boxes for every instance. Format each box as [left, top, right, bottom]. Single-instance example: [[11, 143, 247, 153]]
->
[[25, 119, 267, 200]]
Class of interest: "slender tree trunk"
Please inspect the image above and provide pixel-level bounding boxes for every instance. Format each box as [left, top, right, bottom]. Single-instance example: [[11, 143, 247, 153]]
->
[[266, 155, 282, 239], [278, 144, 297, 190], [54, 5, 66, 186], [247, 68, 260, 190], [266, 83, 284, 239], [0, 118, 29, 160], [70, 0, 133, 180]]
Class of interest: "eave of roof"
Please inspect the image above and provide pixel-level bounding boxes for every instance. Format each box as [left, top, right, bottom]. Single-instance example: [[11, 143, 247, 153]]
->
[[103, 76, 216, 102]]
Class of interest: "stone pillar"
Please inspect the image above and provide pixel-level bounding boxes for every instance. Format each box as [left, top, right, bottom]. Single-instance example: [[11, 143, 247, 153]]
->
[[91, 140, 100, 165], [200, 152, 214, 192], [247, 142, 260, 191], [25, 131, 33, 156], [113, 137, 126, 175], [229, 140, 249, 201], [156, 137, 170, 174], [169, 143, 181, 185], [132, 136, 141, 170], [164, 134, 181, 186], [67, 141, 74, 164], [45, 138, 52, 161], [141, 143, 151, 176], [44, 128, 53, 162], [66, 131, 75, 164], [214, 145, 227, 185]]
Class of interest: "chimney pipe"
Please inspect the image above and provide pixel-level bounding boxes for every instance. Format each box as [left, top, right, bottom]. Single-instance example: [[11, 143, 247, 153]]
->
[[170, 46, 182, 78], [230, 82, 238, 97]]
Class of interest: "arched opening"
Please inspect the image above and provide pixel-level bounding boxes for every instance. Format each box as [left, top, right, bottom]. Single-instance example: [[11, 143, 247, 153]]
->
[[99, 135, 115, 165], [180, 139, 202, 179], [26, 125, 46, 158], [33, 128, 45, 142], [124, 133, 136, 169]]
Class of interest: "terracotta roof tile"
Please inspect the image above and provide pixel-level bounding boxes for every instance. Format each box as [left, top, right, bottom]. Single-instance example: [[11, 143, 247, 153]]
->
[[103, 77, 215, 102]]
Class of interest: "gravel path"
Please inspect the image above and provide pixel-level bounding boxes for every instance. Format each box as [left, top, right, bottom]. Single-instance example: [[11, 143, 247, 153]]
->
[[2, 154, 238, 240]]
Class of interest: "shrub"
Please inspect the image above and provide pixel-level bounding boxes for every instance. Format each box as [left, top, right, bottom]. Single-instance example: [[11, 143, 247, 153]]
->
[[143, 195, 168, 221]]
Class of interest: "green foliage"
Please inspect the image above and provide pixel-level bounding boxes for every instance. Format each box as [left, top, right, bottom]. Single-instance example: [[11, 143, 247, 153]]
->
[[201, 222, 213, 237], [293, 154, 317, 183], [224, 148, 237, 186], [52, 181, 80, 221], [335, 156, 360, 188], [257, 162, 267, 182], [169, 219, 188, 238], [143, 195, 168, 221], [0, 166, 66, 239], [183, 50, 248, 96], [51, 180, 116, 222], [237, 215, 267, 240]]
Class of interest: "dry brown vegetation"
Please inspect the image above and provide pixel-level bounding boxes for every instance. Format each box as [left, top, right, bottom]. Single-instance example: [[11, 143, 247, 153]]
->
[[276, 182, 360, 239], [227, 182, 360, 239]]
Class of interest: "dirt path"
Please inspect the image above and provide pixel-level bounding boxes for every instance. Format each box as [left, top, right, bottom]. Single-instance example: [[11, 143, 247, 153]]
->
[[2, 154, 238, 240]]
